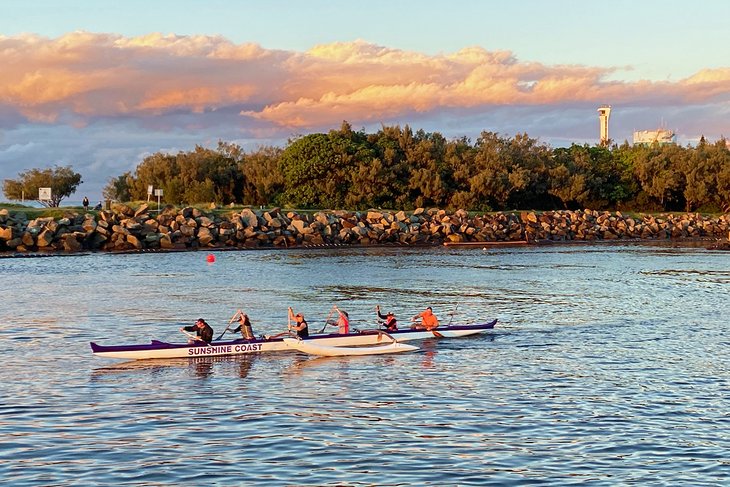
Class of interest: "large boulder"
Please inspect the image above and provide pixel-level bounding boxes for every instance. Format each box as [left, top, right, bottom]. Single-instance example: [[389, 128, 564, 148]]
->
[[0, 226, 12, 242], [62, 234, 83, 252], [291, 219, 308, 234], [197, 227, 214, 246], [126, 234, 143, 249], [240, 208, 259, 228], [22, 231, 36, 246], [133, 204, 149, 218]]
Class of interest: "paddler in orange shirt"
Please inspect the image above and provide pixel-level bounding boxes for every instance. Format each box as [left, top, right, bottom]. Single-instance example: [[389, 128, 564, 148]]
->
[[411, 307, 440, 330]]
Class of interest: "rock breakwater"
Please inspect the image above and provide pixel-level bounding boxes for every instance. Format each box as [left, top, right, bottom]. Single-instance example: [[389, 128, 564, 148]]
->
[[1, 205, 728, 254]]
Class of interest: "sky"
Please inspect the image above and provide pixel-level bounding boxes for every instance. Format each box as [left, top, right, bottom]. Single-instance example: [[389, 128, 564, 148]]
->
[[1, 0, 730, 200]]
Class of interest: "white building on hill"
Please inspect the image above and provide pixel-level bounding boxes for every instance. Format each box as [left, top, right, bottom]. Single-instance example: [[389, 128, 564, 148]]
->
[[633, 128, 677, 145]]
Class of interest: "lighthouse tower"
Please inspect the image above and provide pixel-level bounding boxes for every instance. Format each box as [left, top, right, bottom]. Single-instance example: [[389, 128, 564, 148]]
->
[[598, 105, 611, 146]]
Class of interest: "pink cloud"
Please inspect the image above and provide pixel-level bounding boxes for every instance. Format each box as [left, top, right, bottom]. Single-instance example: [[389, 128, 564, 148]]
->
[[0, 32, 729, 132]]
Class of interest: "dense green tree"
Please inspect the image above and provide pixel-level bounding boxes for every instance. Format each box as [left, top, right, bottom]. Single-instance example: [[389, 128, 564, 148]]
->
[[100, 120, 730, 213], [103, 172, 133, 202], [633, 144, 686, 210], [3, 165, 82, 207], [129, 153, 179, 202], [468, 132, 514, 209], [444, 136, 476, 210], [548, 144, 631, 209], [466, 132, 550, 210], [609, 141, 642, 209], [681, 143, 716, 211], [176, 146, 243, 204], [366, 125, 415, 208], [238, 145, 284, 206], [346, 158, 390, 209], [404, 131, 451, 208], [279, 122, 374, 208], [548, 158, 589, 209], [709, 139, 730, 212], [502, 133, 551, 209], [278, 133, 339, 208]]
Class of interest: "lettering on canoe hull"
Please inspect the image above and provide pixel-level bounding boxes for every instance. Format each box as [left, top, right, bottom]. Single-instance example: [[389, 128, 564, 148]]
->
[[187, 343, 263, 356]]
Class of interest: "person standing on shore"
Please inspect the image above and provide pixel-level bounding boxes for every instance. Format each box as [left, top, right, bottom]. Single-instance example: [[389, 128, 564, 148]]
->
[[82, 196, 89, 211]]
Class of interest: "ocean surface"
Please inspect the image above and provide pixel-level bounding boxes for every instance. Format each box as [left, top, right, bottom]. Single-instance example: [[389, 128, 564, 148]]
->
[[0, 243, 728, 486]]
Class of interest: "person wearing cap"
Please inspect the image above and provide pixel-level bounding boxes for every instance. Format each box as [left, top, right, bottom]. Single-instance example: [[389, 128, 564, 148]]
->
[[288, 307, 309, 338], [376, 305, 398, 332], [181, 318, 214, 344], [231, 312, 255, 340], [411, 307, 439, 330]]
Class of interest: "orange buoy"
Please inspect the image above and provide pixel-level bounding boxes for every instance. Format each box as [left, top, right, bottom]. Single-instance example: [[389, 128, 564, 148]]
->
[[206, 254, 216, 263]]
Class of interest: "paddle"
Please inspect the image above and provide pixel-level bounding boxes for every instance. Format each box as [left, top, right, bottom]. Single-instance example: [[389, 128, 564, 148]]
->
[[181, 329, 206, 343], [268, 309, 297, 341], [216, 309, 241, 341], [375, 305, 385, 330], [447, 303, 459, 326], [318, 305, 337, 333]]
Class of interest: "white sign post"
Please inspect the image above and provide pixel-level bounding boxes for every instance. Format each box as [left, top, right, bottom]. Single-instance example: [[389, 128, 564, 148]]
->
[[147, 185, 154, 202], [38, 187, 52, 203], [154, 188, 163, 212]]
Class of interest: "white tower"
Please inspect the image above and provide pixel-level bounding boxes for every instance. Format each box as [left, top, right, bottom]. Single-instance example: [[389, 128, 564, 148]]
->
[[598, 105, 611, 146]]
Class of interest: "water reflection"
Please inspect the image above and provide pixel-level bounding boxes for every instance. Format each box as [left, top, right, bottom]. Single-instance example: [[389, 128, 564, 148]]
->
[[90, 354, 260, 380], [190, 358, 214, 378]]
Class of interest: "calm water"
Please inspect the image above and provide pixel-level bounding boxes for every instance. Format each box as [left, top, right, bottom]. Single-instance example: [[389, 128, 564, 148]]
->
[[1, 244, 728, 486]]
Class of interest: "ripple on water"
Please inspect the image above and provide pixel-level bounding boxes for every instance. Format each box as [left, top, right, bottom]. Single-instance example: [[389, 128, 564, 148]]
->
[[0, 244, 728, 485]]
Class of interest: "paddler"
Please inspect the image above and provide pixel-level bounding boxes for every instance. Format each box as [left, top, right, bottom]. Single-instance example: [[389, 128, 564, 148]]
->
[[180, 318, 214, 344], [288, 307, 309, 338], [265, 307, 310, 340], [411, 307, 439, 330], [325, 305, 349, 334], [376, 305, 398, 332], [231, 312, 255, 340]]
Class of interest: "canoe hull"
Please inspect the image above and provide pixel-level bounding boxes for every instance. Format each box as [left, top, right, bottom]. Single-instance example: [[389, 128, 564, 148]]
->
[[90, 319, 497, 360]]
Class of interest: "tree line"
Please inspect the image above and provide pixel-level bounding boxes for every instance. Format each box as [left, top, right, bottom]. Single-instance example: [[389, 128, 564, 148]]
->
[[5, 121, 730, 212], [108, 122, 730, 213]]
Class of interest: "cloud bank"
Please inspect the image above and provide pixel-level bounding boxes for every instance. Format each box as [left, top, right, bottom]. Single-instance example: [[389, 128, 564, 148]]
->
[[1, 32, 729, 197]]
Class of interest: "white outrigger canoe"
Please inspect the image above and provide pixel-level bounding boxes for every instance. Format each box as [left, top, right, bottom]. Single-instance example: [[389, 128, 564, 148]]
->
[[283, 337, 418, 356], [90, 319, 497, 360]]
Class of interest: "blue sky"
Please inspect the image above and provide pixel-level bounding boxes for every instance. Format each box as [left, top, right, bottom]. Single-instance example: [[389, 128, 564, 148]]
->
[[4, 0, 727, 80], [1, 0, 729, 199]]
